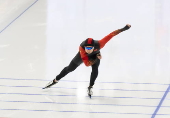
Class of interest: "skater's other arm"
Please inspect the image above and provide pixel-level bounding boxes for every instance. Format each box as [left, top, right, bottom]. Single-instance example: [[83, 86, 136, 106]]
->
[[97, 53, 102, 59], [79, 46, 93, 66], [98, 24, 131, 49]]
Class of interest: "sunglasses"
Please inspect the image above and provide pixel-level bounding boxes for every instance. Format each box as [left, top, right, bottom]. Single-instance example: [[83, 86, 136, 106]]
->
[[85, 47, 94, 50]]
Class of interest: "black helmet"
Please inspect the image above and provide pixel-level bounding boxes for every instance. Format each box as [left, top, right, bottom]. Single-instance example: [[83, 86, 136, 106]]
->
[[84, 38, 94, 46]]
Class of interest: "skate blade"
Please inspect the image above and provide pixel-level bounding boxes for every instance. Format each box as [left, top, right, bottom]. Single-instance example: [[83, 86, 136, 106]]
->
[[42, 81, 54, 89], [42, 85, 51, 89], [42, 87, 48, 89], [42, 87, 47, 89]]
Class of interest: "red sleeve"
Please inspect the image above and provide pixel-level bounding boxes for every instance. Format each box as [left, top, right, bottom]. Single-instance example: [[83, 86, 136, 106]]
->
[[79, 46, 91, 67], [98, 29, 121, 49]]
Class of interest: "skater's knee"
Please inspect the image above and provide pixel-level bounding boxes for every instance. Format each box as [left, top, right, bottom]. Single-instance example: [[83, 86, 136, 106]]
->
[[65, 61, 78, 73]]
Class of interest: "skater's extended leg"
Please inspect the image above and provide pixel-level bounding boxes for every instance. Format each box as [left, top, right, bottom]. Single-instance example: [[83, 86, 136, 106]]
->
[[55, 61, 79, 81], [43, 61, 79, 89]]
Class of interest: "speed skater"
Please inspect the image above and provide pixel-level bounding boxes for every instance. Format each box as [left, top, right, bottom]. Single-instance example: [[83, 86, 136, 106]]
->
[[43, 24, 131, 98]]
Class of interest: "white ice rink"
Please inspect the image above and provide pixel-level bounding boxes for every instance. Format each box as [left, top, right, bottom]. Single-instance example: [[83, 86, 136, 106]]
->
[[0, 0, 170, 118]]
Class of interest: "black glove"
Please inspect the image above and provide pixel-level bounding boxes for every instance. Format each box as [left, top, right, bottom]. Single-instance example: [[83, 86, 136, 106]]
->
[[96, 53, 101, 56], [120, 24, 131, 31], [88, 53, 100, 65]]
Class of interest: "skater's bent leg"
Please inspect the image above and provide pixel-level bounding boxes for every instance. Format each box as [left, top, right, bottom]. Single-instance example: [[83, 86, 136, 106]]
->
[[55, 61, 79, 81], [89, 59, 100, 86]]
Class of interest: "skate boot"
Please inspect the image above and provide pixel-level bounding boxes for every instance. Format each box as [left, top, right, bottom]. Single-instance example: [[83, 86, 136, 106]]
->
[[42, 79, 58, 89], [87, 86, 93, 98]]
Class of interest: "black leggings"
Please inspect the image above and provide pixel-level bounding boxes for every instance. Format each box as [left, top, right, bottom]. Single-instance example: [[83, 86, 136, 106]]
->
[[55, 59, 100, 87]]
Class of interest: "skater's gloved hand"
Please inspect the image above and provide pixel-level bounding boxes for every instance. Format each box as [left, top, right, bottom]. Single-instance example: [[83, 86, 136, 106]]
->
[[120, 24, 131, 31], [88, 60, 96, 66], [97, 53, 102, 59]]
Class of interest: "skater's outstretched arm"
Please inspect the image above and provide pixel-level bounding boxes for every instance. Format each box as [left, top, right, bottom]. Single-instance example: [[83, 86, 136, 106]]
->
[[98, 24, 131, 49]]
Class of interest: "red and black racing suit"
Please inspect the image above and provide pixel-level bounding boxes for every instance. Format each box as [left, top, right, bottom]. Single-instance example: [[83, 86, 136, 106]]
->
[[55, 28, 125, 86]]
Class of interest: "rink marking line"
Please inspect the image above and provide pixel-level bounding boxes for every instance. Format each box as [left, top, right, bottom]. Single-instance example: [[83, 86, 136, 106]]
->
[[0, 84, 167, 93], [0, 0, 38, 34], [0, 78, 169, 86], [0, 100, 170, 108], [0, 108, 170, 115], [151, 84, 170, 118], [0, 92, 168, 100]]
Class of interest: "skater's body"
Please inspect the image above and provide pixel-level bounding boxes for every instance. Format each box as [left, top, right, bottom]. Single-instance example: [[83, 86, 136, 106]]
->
[[43, 24, 131, 98]]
